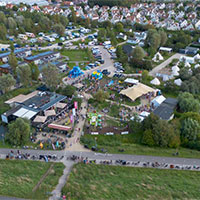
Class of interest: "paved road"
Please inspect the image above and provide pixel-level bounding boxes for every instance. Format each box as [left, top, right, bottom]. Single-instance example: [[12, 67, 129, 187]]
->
[[149, 53, 183, 77], [1, 149, 200, 166]]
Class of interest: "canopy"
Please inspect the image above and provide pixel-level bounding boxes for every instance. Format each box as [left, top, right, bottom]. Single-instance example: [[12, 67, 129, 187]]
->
[[152, 52, 164, 62], [124, 78, 139, 84], [56, 102, 67, 109], [120, 83, 156, 101], [151, 95, 166, 107], [150, 78, 160, 85], [74, 83, 84, 89], [172, 65, 180, 72], [45, 109, 56, 116], [48, 123, 71, 131], [33, 115, 47, 123], [174, 78, 182, 86], [13, 107, 37, 119]]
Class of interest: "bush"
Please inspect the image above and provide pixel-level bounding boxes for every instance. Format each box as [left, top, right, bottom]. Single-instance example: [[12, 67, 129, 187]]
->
[[142, 129, 155, 147]]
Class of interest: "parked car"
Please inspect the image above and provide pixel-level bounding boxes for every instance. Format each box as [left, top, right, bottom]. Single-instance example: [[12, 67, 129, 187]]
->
[[102, 69, 111, 75]]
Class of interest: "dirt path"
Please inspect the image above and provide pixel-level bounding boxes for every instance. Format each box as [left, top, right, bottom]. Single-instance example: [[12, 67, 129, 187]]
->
[[32, 163, 55, 192]]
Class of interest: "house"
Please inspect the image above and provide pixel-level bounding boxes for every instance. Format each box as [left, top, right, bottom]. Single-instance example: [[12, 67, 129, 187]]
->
[[179, 56, 195, 64], [179, 47, 199, 56], [1, 90, 66, 124], [153, 98, 178, 120], [0, 48, 31, 63], [24, 51, 60, 65], [122, 45, 134, 57]]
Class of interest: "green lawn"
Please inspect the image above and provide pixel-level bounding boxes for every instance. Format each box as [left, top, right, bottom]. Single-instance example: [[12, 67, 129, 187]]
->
[[81, 134, 200, 159], [61, 49, 90, 61], [62, 163, 200, 200], [0, 160, 64, 199]]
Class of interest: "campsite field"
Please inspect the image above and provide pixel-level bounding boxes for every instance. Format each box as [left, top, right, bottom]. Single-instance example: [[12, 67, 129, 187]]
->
[[81, 134, 200, 159], [0, 160, 64, 199], [62, 163, 200, 200], [61, 49, 90, 61]]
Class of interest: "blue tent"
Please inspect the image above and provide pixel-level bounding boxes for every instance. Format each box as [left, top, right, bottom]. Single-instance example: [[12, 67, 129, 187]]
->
[[69, 66, 84, 78]]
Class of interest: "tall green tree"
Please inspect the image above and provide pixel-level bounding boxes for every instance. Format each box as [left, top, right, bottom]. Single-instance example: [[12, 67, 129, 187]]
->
[[181, 118, 200, 142], [29, 63, 39, 80], [0, 74, 16, 94], [131, 46, 145, 60], [8, 53, 18, 75], [42, 64, 60, 91], [53, 23, 65, 36], [6, 118, 30, 146], [7, 17, 17, 29], [93, 89, 109, 103], [0, 24, 7, 40], [17, 65, 32, 87]]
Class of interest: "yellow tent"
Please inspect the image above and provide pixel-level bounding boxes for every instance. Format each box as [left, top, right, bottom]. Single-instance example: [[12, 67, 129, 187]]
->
[[120, 83, 156, 101]]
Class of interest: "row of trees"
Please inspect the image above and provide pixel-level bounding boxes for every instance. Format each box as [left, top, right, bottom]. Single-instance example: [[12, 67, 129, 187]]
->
[[0, 9, 69, 40]]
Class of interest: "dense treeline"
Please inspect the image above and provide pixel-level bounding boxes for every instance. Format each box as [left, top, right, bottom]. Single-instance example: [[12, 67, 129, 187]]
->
[[88, 0, 138, 7]]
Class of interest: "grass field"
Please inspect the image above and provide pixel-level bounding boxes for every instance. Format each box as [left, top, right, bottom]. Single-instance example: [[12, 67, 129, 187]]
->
[[61, 49, 90, 61], [81, 134, 200, 159], [62, 163, 200, 200], [0, 160, 64, 199]]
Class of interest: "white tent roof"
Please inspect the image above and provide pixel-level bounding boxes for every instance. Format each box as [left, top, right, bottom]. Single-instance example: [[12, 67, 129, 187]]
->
[[45, 109, 56, 116], [194, 54, 200, 60], [151, 95, 166, 106], [172, 70, 179, 76], [56, 102, 67, 109], [159, 47, 172, 52], [124, 78, 139, 84], [152, 52, 164, 62], [185, 62, 191, 67], [174, 78, 182, 86], [33, 115, 47, 123], [140, 111, 150, 118], [162, 75, 169, 82], [120, 83, 156, 101], [13, 107, 37, 119], [195, 64, 200, 69], [150, 78, 160, 85], [172, 65, 180, 72]]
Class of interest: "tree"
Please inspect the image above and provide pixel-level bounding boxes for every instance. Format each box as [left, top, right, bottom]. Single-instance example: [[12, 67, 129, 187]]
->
[[6, 118, 30, 146], [17, 65, 32, 87], [142, 70, 149, 81], [142, 129, 155, 146], [8, 53, 18, 75], [71, 8, 77, 23], [146, 29, 161, 50], [29, 63, 39, 80], [0, 74, 16, 94], [115, 22, 124, 33], [0, 24, 7, 40], [53, 23, 65, 36], [9, 42, 14, 52], [181, 118, 200, 142], [7, 17, 17, 29], [60, 15, 69, 27], [93, 89, 109, 103], [178, 92, 200, 113], [61, 85, 76, 97], [131, 46, 145, 60], [0, 11, 7, 25], [42, 64, 60, 91], [159, 30, 167, 46]]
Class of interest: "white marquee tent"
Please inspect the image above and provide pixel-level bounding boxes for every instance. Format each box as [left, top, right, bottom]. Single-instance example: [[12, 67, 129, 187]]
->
[[150, 78, 160, 85], [174, 78, 182, 86]]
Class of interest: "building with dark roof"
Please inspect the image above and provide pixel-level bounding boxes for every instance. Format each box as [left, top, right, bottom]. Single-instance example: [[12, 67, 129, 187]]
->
[[153, 98, 178, 121], [0, 48, 31, 63], [1, 90, 66, 124], [179, 47, 199, 56], [24, 51, 60, 65]]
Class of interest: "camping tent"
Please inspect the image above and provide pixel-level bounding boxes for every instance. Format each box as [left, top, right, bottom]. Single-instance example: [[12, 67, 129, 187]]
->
[[120, 83, 156, 101], [195, 64, 200, 69], [151, 95, 166, 108], [172, 65, 180, 72], [150, 78, 160, 85], [194, 54, 200, 60], [162, 75, 170, 82], [174, 78, 182, 86], [172, 70, 179, 76], [152, 52, 164, 62], [185, 62, 191, 68]]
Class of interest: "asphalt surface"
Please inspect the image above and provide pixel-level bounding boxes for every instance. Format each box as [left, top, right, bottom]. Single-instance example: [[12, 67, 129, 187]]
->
[[1, 149, 200, 166]]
